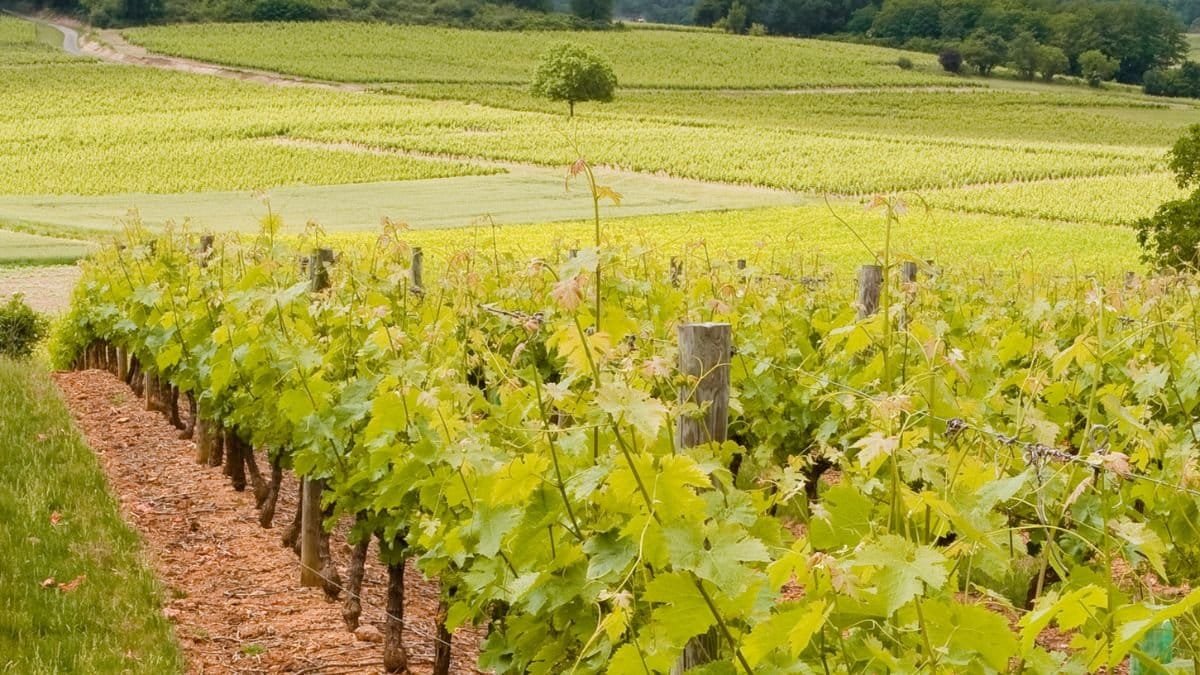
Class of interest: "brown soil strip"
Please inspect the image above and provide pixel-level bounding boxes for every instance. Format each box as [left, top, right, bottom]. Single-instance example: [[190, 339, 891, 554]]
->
[[55, 369, 485, 674]]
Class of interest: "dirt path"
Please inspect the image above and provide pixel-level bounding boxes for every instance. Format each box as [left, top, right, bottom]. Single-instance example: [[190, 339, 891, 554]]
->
[[25, 13, 364, 92], [55, 369, 485, 674], [0, 265, 81, 314]]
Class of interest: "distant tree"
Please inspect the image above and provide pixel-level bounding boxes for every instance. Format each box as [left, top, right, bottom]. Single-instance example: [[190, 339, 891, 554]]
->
[[961, 31, 1007, 75], [251, 0, 325, 21], [1007, 30, 1040, 79], [531, 43, 617, 117], [1135, 125, 1200, 270], [571, 0, 613, 22], [1079, 49, 1117, 86], [1035, 44, 1068, 81], [1144, 61, 1200, 98], [938, 48, 963, 73], [1168, 124, 1200, 189], [692, 0, 729, 27], [869, 0, 943, 42], [721, 0, 748, 33], [119, 0, 162, 21]]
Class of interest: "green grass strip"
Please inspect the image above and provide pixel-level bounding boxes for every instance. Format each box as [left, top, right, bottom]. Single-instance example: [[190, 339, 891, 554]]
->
[[0, 359, 182, 673]]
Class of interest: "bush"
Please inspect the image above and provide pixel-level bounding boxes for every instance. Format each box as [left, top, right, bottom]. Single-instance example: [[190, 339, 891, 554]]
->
[[251, 0, 326, 21], [1036, 45, 1068, 82], [1134, 125, 1200, 271], [0, 295, 48, 359], [938, 48, 963, 73], [1007, 31, 1040, 80], [896, 56, 913, 69], [961, 31, 1007, 75], [1079, 49, 1117, 86], [1143, 62, 1200, 98], [748, 22, 767, 36]]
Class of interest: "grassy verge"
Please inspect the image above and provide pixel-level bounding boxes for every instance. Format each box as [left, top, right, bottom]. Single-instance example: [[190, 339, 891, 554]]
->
[[0, 359, 182, 673]]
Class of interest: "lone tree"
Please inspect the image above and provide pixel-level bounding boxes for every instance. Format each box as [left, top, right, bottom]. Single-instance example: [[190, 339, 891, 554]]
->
[[531, 43, 617, 117]]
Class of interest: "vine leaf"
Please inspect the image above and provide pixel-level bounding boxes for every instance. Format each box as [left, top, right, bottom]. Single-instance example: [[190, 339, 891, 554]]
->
[[596, 380, 667, 442], [853, 534, 948, 615], [742, 600, 829, 666], [644, 572, 716, 645]]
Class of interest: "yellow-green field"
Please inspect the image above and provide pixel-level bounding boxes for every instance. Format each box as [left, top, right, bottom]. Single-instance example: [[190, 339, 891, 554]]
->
[[0, 16, 1193, 270]]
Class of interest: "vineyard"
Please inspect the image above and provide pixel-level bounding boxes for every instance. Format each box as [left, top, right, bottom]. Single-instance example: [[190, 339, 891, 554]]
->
[[2, 14, 1197, 237], [52, 204, 1200, 672]]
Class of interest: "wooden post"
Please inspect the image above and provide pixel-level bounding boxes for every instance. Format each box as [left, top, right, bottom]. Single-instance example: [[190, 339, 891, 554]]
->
[[677, 323, 731, 448], [411, 247, 423, 293], [673, 322, 731, 672], [300, 247, 334, 588], [299, 479, 326, 587], [198, 234, 214, 267], [736, 259, 746, 271], [309, 248, 333, 291], [670, 257, 682, 288], [115, 347, 128, 381], [857, 264, 883, 319], [901, 261, 918, 283]]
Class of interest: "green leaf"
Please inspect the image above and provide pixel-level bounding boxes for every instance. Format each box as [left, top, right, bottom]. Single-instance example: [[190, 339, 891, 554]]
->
[[742, 601, 829, 666], [644, 572, 715, 646], [1111, 519, 1168, 580], [155, 342, 183, 371], [810, 484, 873, 550], [596, 380, 668, 443], [474, 503, 522, 558], [1019, 585, 1107, 654], [584, 531, 636, 581], [923, 599, 1018, 671], [853, 534, 948, 615]]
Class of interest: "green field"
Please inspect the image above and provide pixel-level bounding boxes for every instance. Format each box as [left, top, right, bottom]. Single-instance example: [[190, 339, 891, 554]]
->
[[123, 22, 958, 88], [0, 359, 182, 673], [0, 16, 1195, 266], [0, 230, 94, 265]]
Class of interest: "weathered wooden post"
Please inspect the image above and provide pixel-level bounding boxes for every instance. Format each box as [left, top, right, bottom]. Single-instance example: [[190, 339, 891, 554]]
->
[[411, 247, 423, 293], [300, 248, 333, 589], [673, 322, 731, 672], [670, 257, 683, 288], [857, 264, 883, 319], [901, 261, 918, 283], [736, 259, 746, 271]]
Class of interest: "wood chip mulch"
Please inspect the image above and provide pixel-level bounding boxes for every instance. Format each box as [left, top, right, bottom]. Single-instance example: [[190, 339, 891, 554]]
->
[[54, 369, 485, 674]]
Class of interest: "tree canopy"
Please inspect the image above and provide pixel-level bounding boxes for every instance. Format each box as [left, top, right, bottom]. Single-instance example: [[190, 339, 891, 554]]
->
[[531, 42, 618, 117]]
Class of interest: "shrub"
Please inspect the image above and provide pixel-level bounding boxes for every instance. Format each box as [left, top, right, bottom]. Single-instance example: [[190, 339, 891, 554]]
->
[[938, 48, 963, 73], [0, 295, 48, 359], [1007, 31, 1040, 80], [1143, 62, 1200, 99], [251, 0, 326, 21], [748, 22, 767, 36], [1134, 125, 1200, 271], [1036, 45, 1068, 82], [896, 56, 914, 69], [961, 31, 1007, 75], [1079, 49, 1117, 87]]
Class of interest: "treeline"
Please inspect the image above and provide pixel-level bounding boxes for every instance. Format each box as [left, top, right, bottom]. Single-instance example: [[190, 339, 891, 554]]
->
[[694, 0, 1187, 85], [5, 0, 615, 28]]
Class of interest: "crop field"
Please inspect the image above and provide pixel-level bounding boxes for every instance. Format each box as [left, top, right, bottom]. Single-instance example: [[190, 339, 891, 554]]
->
[[0, 230, 93, 266], [0, 16, 1194, 259], [122, 22, 957, 88]]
